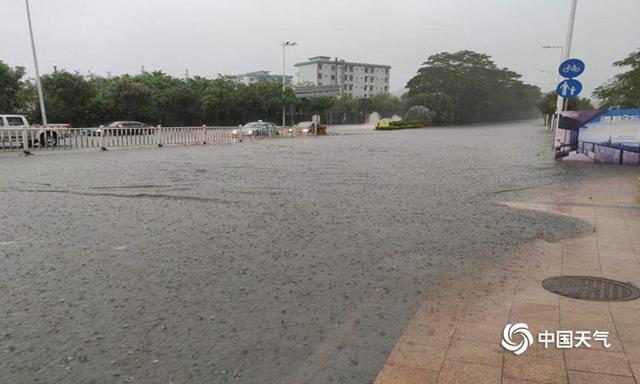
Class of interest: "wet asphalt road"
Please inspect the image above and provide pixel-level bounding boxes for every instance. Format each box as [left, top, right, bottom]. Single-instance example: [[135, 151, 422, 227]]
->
[[0, 121, 637, 383]]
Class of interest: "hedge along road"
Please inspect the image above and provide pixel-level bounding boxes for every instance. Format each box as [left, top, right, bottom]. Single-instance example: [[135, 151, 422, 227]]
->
[[0, 121, 628, 384]]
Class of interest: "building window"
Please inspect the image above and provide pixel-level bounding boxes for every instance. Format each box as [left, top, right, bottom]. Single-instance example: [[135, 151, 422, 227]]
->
[[385, 77, 389, 83], [331, 75, 336, 80], [349, 84, 353, 90], [384, 86, 388, 91], [349, 75, 353, 81]]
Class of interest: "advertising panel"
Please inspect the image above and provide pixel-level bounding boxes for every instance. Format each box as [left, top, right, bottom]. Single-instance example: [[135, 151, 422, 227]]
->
[[555, 109, 640, 166]]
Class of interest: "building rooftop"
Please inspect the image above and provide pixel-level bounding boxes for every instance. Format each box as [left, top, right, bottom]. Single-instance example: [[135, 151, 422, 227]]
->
[[233, 70, 292, 79], [294, 56, 391, 69]]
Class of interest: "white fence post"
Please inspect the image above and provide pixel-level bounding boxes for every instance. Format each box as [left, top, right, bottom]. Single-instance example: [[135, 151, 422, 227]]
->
[[156, 125, 163, 147], [100, 126, 107, 151], [22, 127, 31, 154]]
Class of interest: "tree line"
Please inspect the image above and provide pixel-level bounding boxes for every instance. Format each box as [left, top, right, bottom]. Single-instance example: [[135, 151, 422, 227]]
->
[[0, 67, 300, 127], [3, 49, 637, 127]]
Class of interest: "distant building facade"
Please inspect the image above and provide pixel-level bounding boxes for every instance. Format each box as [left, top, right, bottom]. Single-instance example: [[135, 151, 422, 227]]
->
[[232, 71, 293, 86], [294, 56, 391, 98]]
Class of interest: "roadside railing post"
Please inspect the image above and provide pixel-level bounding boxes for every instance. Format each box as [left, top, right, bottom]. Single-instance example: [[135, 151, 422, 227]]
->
[[157, 125, 163, 147], [22, 127, 31, 155], [100, 125, 107, 151]]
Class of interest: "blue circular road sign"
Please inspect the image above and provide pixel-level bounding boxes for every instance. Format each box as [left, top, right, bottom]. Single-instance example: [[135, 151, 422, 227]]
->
[[558, 58, 585, 78], [556, 79, 582, 98]]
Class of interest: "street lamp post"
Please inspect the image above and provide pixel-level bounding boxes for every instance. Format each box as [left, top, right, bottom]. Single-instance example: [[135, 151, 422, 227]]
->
[[542, 45, 564, 129], [551, 0, 578, 142], [540, 70, 554, 126], [540, 70, 554, 92], [25, 0, 47, 125], [282, 41, 297, 134]]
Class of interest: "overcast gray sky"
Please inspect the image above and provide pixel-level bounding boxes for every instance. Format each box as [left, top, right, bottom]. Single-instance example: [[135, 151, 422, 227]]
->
[[2, 0, 639, 99]]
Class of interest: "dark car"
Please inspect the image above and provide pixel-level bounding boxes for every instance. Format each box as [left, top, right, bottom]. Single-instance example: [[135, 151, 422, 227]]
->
[[87, 121, 153, 136]]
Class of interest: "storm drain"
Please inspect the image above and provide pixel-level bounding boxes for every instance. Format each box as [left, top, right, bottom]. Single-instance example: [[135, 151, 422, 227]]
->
[[542, 276, 640, 302]]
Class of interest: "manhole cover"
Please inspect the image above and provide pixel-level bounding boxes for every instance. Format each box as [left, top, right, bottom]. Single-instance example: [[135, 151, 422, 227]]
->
[[542, 276, 640, 302]]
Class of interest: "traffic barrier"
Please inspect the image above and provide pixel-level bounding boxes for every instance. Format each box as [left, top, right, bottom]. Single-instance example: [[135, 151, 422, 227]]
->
[[0, 125, 315, 153]]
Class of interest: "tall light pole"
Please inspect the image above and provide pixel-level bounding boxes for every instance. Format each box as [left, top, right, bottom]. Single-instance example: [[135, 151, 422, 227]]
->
[[542, 45, 564, 84], [25, 0, 47, 125], [540, 70, 554, 92], [552, 0, 578, 141], [282, 41, 297, 132], [563, 0, 578, 63], [542, 45, 564, 129]]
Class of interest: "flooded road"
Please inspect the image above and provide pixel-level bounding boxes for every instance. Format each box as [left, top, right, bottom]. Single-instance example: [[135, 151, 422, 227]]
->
[[0, 121, 634, 383]]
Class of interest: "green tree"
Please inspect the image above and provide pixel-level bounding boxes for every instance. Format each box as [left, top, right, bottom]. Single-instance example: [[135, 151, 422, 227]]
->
[[0, 62, 28, 113], [538, 91, 594, 116], [368, 93, 402, 118], [594, 49, 640, 108], [201, 77, 241, 125], [40, 71, 96, 126], [403, 92, 455, 125], [406, 50, 541, 124], [104, 76, 153, 122], [310, 96, 336, 123], [137, 71, 189, 125]]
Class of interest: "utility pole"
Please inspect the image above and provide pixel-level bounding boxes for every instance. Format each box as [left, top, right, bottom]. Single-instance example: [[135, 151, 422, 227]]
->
[[540, 70, 554, 92], [282, 41, 298, 131], [25, 0, 47, 125], [542, 45, 563, 129], [553, 0, 578, 138]]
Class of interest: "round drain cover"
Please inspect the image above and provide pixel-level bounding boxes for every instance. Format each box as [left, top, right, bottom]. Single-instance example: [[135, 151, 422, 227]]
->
[[542, 276, 640, 302]]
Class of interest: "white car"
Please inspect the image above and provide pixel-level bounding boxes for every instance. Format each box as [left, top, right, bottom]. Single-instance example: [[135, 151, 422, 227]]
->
[[0, 114, 62, 148], [233, 121, 280, 137]]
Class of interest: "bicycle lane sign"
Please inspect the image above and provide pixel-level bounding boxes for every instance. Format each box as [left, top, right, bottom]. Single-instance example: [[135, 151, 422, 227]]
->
[[558, 58, 585, 78]]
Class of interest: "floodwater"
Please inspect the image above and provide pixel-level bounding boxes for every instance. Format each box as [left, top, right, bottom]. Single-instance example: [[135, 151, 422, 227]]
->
[[0, 121, 635, 383]]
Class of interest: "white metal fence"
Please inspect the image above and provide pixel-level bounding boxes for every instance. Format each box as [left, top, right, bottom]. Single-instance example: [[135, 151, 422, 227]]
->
[[0, 126, 314, 153]]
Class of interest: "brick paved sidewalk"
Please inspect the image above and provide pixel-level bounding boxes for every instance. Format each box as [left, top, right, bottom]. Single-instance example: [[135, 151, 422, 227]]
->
[[374, 176, 640, 384]]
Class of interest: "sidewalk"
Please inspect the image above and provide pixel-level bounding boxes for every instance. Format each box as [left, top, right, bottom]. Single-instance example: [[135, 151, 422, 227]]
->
[[374, 176, 640, 384]]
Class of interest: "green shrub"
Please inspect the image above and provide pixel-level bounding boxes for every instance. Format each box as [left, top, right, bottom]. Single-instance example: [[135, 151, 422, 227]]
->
[[377, 119, 424, 130]]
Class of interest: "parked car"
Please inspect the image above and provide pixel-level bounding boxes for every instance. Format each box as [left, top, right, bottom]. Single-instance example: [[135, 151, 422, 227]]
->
[[0, 114, 62, 147], [87, 121, 153, 136], [232, 121, 280, 137], [289, 121, 317, 134]]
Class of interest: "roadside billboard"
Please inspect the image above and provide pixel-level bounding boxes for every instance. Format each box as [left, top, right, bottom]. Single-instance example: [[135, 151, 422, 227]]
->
[[556, 109, 640, 166]]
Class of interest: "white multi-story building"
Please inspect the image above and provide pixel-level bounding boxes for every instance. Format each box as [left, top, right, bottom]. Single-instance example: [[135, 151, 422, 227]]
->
[[232, 71, 293, 86], [294, 56, 391, 98]]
